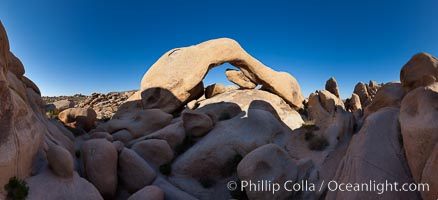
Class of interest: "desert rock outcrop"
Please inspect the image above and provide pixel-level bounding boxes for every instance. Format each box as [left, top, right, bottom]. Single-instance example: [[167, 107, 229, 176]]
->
[[327, 108, 420, 200], [196, 89, 304, 130], [77, 91, 136, 120], [363, 82, 405, 118], [237, 144, 297, 200], [53, 99, 75, 112], [118, 148, 157, 193], [325, 77, 340, 98], [26, 170, 103, 200], [205, 83, 226, 98], [400, 52, 438, 92], [81, 139, 118, 198], [95, 109, 172, 143], [46, 145, 74, 178], [131, 139, 174, 167], [58, 108, 97, 132], [399, 82, 438, 183], [353, 81, 381, 108], [225, 68, 257, 89], [138, 38, 304, 113], [182, 109, 215, 137], [2, 19, 437, 200], [0, 21, 76, 197], [421, 144, 438, 200]]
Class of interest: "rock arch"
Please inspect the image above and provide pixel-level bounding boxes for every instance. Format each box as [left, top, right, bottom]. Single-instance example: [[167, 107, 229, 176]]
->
[[139, 38, 304, 113]]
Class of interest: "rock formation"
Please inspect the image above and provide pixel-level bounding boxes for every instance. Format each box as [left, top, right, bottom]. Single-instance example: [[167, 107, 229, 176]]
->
[[137, 38, 304, 113], [225, 68, 257, 89], [400, 52, 438, 92], [325, 77, 340, 98], [1, 20, 437, 200], [237, 144, 297, 200], [353, 80, 381, 108], [363, 82, 405, 118], [399, 82, 438, 183], [204, 83, 227, 98], [421, 144, 438, 200], [52, 99, 75, 112], [76, 91, 136, 120], [0, 21, 83, 198], [327, 108, 420, 200], [196, 89, 304, 131], [81, 139, 118, 198], [58, 108, 97, 132]]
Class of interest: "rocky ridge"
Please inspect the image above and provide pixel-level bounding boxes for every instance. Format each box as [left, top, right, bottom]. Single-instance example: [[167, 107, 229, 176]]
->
[[44, 91, 136, 120]]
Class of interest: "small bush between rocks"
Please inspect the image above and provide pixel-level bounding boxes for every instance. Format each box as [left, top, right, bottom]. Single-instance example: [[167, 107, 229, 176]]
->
[[45, 110, 60, 119], [4, 177, 29, 200], [308, 135, 329, 151]]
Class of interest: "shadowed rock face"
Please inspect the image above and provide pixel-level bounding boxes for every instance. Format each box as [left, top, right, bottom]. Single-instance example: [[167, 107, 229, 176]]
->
[[0, 21, 13, 145], [237, 144, 297, 200], [197, 89, 304, 131], [399, 82, 438, 183], [138, 38, 304, 113], [0, 21, 47, 194], [327, 108, 420, 200], [0, 21, 79, 198]]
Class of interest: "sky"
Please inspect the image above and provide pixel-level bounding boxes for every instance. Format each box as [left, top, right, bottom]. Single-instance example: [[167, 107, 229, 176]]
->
[[1, 0, 437, 98]]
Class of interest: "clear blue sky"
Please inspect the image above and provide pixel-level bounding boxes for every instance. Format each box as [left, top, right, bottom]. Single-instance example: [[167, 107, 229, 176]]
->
[[1, 0, 437, 98]]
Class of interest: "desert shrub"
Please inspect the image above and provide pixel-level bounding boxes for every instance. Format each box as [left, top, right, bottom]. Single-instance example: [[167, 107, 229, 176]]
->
[[308, 135, 329, 151], [4, 177, 29, 200], [159, 163, 172, 175], [45, 109, 60, 119]]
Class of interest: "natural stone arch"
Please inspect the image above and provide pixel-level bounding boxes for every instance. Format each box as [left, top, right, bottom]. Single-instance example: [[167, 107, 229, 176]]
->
[[139, 38, 304, 113]]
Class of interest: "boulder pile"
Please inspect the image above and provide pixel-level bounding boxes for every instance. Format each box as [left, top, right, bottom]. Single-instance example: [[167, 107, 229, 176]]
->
[[76, 91, 136, 120]]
